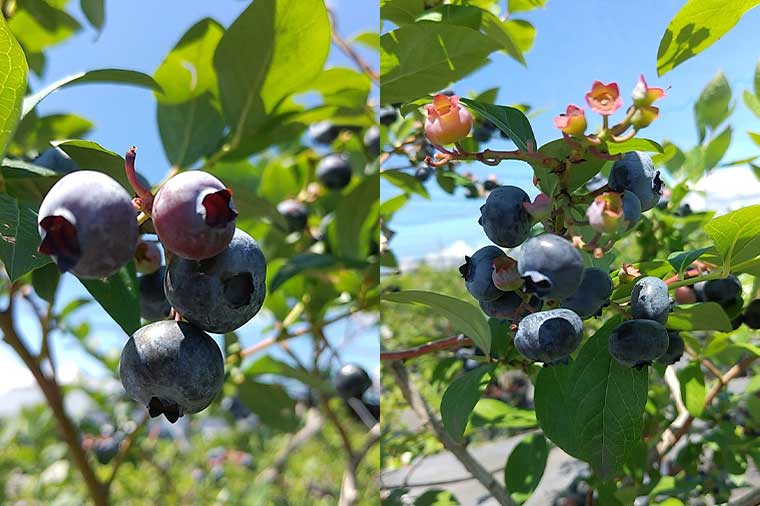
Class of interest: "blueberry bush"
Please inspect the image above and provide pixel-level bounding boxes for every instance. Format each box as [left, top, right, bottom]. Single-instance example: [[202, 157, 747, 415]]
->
[[0, 1, 379, 505], [380, 1, 760, 505]]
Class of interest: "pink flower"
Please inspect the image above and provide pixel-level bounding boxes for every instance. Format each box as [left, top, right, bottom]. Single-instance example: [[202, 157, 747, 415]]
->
[[585, 81, 623, 116], [630, 105, 659, 129], [632, 74, 665, 107], [424, 94, 473, 145], [553, 104, 587, 136]]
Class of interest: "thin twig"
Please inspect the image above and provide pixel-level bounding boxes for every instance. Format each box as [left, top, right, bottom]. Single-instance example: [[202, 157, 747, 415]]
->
[[105, 412, 149, 488], [328, 10, 379, 84], [381, 334, 473, 361], [339, 423, 381, 506], [255, 408, 325, 484]]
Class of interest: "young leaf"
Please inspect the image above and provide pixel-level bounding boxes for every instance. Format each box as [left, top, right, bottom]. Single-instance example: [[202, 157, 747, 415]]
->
[[667, 247, 712, 274], [534, 317, 648, 478], [157, 93, 225, 167], [382, 290, 491, 354], [440, 363, 495, 441], [606, 138, 664, 155], [704, 204, 760, 270], [504, 433, 549, 504], [238, 378, 298, 431]]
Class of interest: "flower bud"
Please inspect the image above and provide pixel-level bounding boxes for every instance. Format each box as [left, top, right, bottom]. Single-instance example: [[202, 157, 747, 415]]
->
[[586, 192, 623, 233], [424, 94, 473, 145], [553, 105, 587, 136], [630, 106, 659, 129], [632, 74, 665, 107]]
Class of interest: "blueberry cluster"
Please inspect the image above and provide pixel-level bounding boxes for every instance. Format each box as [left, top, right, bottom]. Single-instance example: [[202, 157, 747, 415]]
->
[[37, 160, 269, 423], [334, 364, 379, 424]]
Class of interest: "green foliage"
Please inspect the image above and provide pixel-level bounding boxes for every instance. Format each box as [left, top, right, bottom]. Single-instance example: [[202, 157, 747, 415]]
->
[[0, 15, 27, 160], [440, 363, 494, 440], [504, 433, 548, 504]]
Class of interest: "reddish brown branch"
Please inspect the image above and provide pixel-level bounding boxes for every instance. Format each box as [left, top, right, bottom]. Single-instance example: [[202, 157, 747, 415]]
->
[[328, 10, 378, 84], [381, 334, 473, 361]]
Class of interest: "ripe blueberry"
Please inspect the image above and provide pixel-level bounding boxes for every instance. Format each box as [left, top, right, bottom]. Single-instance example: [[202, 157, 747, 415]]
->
[[460, 246, 506, 302], [621, 191, 642, 226], [139, 267, 170, 321], [334, 363, 372, 399], [656, 331, 685, 365], [608, 151, 663, 211], [561, 267, 614, 319], [152, 171, 237, 260], [379, 106, 397, 126], [743, 299, 760, 329], [608, 319, 669, 368], [478, 185, 532, 247], [693, 275, 742, 307], [276, 199, 308, 232], [165, 228, 267, 334], [415, 165, 433, 182], [363, 126, 380, 158], [479, 291, 542, 321], [519, 234, 584, 300], [38, 171, 138, 278], [308, 121, 340, 145], [119, 320, 225, 423], [316, 153, 352, 190], [514, 308, 584, 365], [630, 276, 673, 324]]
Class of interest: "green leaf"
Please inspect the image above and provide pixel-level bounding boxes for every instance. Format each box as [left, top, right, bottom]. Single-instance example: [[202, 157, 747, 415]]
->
[[13, 113, 93, 154], [703, 126, 731, 170], [0, 193, 52, 281], [440, 364, 495, 441], [245, 355, 331, 393], [157, 93, 225, 167], [8, 0, 80, 53], [382, 169, 430, 199], [154, 18, 224, 104], [1, 158, 61, 204], [667, 302, 733, 332], [656, 0, 760, 76], [749, 131, 760, 148], [380, 0, 425, 25], [667, 247, 711, 274], [694, 72, 732, 138], [80, 0, 105, 32], [606, 138, 664, 155], [381, 290, 491, 354], [270, 253, 338, 293], [414, 490, 460, 506], [743, 89, 760, 118], [534, 318, 649, 478], [353, 31, 380, 51], [470, 398, 537, 429], [214, 0, 330, 136], [503, 19, 535, 53], [23, 69, 162, 118], [328, 175, 379, 260], [380, 194, 409, 219], [31, 262, 60, 303], [54, 140, 143, 193], [380, 22, 498, 105], [79, 262, 140, 336], [531, 138, 607, 194], [508, 0, 547, 13], [504, 433, 549, 504], [307, 68, 370, 111], [0, 15, 27, 160], [704, 204, 760, 270], [677, 361, 705, 417], [238, 378, 297, 431], [458, 98, 535, 152]]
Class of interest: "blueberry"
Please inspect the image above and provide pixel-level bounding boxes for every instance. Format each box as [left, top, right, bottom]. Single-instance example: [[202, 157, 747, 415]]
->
[[139, 267, 170, 321], [630, 276, 673, 324], [656, 331, 685, 365], [165, 228, 266, 334], [561, 267, 613, 319], [316, 153, 352, 190], [483, 177, 500, 192], [379, 106, 397, 126], [460, 246, 505, 302], [608, 319, 669, 368], [608, 152, 663, 211], [415, 165, 433, 182], [119, 320, 225, 423], [363, 126, 380, 158], [334, 364, 372, 399], [694, 275, 741, 307], [514, 308, 584, 365], [152, 171, 237, 260], [676, 203, 692, 217], [38, 171, 138, 278], [743, 299, 760, 329], [34, 147, 79, 173], [519, 234, 584, 300], [478, 186, 532, 247], [276, 199, 308, 232], [479, 291, 542, 321], [622, 191, 642, 225], [584, 173, 608, 193], [308, 121, 341, 144], [93, 435, 121, 464]]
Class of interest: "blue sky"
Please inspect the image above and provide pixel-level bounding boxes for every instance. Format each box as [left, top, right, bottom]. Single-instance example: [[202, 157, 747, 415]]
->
[[386, 0, 760, 260], [1, 0, 379, 395]]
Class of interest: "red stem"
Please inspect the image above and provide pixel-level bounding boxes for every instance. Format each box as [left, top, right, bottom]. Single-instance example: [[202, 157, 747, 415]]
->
[[381, 335, 473, 361], [125, 147, 154, 212]]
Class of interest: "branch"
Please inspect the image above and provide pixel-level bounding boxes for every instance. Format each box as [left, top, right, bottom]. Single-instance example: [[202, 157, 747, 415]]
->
[[328, 10, 379, 84], [381, 334, 473, 361], [339, 423, 381, 506], [390, 361, 514, 506], [657, 355, 758, 456], [0, 291, 108, 506], [729, 486, 760, 506], [105, 412, 149, 489], [255, 408, 325, 484]]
